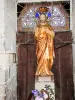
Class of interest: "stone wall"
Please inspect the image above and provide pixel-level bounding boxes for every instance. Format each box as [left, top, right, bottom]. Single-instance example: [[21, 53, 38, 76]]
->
[[0, 0, 17, 100], [4, 0, 17, 53]]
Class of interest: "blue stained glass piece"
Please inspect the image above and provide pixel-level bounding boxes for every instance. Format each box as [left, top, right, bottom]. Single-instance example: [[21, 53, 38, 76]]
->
[[35, 12, 40, 18], [47, 12, 51, 17]]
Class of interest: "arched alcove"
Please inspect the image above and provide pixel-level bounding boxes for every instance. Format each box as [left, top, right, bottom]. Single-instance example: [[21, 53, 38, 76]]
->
[[17, 1, 74, 100]]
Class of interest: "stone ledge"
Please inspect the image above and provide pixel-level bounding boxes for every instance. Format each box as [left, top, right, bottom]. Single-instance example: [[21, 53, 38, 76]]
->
[[35, 80, 55, 91], [35, 76, 55, 90], [35, 75, 54, 82]]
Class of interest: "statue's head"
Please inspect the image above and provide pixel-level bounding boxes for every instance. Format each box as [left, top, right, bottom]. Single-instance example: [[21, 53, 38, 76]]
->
[[39, 14, 47, 22], [35, 7, 51, 22]]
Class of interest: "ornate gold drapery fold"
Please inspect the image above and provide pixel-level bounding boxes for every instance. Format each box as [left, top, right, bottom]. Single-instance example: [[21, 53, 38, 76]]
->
[[35, 24, 55, 76]]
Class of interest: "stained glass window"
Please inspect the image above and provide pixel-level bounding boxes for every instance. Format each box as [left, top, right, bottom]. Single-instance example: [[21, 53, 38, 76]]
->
[[17, 2, 70, 32]]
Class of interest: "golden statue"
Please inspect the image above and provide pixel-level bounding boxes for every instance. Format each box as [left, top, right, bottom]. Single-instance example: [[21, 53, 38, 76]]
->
[[34, 7, 55, 76]]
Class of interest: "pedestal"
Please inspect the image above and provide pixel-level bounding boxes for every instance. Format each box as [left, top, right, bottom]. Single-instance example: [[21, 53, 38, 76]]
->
[[35, 75, 55, 100]]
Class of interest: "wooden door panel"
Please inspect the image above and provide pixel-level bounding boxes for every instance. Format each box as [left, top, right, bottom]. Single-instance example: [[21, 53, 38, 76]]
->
[[16, 33, 28, 44], [27, 44, 36, 97], [28, 45, 36, 61], [17, 65, 27, 100], [27, 61, 36, 97], [17, 45, 28, 100], [53, 49, 61, 100], [17, 31, 74, 100], [60, 45, 74, 100], [54, 31, 74, 100], [17, 34, 36, 100]]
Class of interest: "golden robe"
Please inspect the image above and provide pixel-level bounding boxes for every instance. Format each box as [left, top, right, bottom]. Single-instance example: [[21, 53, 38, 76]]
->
[[35, 24, 55, 76]]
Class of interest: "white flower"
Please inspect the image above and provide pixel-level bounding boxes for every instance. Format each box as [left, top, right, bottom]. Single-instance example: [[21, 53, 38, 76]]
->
[[35, 96, 43, 100], [43, 92, 48, 99]]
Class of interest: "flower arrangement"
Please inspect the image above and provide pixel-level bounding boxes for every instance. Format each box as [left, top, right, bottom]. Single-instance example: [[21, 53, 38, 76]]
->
[[32, 89, 48, 100], [31, 85, 54, 100]]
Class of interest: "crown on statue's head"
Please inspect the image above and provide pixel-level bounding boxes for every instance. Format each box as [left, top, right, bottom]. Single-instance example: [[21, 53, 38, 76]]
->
[[35, 7, 51, 18], [38, 7, 48, 13]]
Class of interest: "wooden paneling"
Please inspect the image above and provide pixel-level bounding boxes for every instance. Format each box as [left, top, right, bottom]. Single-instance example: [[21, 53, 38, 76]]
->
[[17, 31, 74, 100], [17, 33, 36, 100], [54, 31, 74, 100]]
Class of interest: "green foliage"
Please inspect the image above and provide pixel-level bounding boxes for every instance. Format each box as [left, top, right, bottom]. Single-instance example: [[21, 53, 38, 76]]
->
[[44, 85, 54, 100]]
